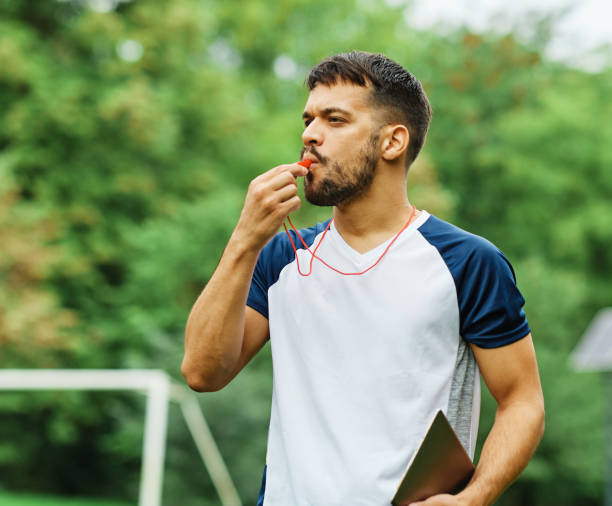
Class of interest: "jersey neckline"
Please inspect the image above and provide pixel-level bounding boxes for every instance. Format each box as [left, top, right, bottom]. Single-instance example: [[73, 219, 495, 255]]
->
[[326, 210, 431, 267]]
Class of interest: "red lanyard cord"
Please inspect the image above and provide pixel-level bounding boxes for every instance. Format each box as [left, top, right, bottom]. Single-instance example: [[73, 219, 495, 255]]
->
[[282, 204, 416, 277], [282, 217, 333, 276]]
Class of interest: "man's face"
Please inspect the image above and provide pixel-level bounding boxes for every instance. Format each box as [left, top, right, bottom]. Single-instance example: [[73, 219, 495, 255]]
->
[[300, 82, 382, 207]]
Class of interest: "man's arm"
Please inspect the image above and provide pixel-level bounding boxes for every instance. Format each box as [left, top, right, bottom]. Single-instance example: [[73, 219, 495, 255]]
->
[[410, 333, 545, 506], [181, 163, 308, 392]]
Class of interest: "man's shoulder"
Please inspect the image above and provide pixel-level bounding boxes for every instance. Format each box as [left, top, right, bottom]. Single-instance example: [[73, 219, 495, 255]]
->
[[417, 214, 517, 286], [256, 219, 331, 275], [418, 214, 501, 264], [418, 215, 528, 347]]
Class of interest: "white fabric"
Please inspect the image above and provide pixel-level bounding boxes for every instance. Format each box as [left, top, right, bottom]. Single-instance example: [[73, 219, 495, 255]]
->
[[263, 211, 471, 505]]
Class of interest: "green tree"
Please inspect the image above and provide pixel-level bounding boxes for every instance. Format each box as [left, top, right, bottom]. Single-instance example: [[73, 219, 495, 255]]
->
[[0, 0, 609, 504]]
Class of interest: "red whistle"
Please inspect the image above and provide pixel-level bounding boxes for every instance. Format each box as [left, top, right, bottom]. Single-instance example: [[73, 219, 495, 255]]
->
[[297, 160, 312, 168]]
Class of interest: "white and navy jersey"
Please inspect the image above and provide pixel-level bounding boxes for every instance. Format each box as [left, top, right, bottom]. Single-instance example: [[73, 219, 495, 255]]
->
[[247, 210, 529, 506]]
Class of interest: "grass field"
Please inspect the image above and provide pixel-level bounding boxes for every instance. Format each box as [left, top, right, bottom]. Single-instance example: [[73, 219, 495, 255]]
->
[[0, 491, 133, 506]]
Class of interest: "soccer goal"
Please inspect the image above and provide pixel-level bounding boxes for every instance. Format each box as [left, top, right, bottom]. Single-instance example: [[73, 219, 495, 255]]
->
[[0, 369, 242, 506]]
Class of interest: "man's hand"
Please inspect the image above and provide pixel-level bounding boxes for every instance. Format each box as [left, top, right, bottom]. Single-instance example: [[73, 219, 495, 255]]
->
[[233, 163, 308, 252], [182, 162, 306, 392]]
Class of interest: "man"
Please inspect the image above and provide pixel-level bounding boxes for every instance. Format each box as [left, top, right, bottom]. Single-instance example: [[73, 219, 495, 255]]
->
[[182, 51, 545, 506]]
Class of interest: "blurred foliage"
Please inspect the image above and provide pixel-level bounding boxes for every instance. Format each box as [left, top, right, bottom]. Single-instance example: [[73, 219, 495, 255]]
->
[[0, 0, 610, 504], [0, 490, 131, 505]]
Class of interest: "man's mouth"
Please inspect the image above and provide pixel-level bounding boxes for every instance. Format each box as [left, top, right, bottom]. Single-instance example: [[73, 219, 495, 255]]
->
[[302, 156, 320, 167], [300, 147, 325, 167], [297, 159, 312, 169]]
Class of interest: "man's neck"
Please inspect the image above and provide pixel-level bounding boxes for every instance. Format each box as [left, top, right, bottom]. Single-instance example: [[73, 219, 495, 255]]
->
[[331, 175, 418, 254]]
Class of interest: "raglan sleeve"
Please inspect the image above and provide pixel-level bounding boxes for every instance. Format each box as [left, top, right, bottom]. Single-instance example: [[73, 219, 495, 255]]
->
[[457, 240, 530, 348], [246, 234, 286, 320]]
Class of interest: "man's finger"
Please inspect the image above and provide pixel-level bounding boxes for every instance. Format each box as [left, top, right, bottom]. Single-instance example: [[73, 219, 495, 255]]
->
[[269, 170, 298, 191], [275, 183, 298, 203], [280, 195, 301, 214], [258, 163, 308, 182], [285, 163, 309, 178]]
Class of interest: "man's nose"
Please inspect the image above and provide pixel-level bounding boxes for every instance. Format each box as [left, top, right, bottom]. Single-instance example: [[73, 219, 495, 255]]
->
[[302, 120, 323, 146]]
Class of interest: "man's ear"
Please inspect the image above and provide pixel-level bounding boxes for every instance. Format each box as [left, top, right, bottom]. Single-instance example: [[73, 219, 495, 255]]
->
[[380, 124, 409, 162]]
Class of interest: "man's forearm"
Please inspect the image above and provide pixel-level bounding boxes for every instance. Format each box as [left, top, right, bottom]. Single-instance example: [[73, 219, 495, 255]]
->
[[457, 400, 545, 506], [182, 233, 260, 391], [181, 162, 307, 392]]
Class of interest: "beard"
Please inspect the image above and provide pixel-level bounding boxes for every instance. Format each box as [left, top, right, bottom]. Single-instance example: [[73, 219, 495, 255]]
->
[[302, 133, 379, 207]]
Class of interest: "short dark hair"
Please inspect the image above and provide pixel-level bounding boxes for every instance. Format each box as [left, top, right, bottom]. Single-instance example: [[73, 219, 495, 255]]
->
[[306, 51, 432, 168]]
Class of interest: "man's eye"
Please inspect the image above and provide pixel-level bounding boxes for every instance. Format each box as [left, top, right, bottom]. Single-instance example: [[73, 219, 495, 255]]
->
[[304, 119, 312, 127], [329, 117, 344, 123]]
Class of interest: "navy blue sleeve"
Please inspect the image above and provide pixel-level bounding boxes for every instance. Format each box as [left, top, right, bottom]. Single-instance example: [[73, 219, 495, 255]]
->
[[247, 221, 330, 319], [419, 216, 530, 348], [247, 255, 272, 320], [456, 241, 530, 347], [246, 233, 291, 320]]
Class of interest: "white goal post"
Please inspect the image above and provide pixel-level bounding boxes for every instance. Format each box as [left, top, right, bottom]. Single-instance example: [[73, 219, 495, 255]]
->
[[0, 369, 242, 506]]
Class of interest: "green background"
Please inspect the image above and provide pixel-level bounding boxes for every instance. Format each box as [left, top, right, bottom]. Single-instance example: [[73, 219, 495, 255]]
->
[[1, 0, 610, 504]]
